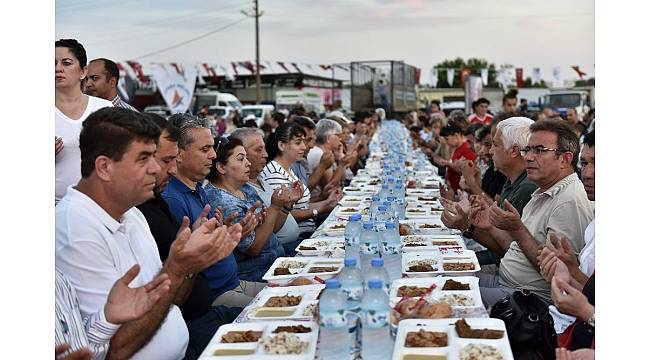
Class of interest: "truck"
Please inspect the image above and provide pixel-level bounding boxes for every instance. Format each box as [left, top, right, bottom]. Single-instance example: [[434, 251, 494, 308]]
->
[[240, 104, 275, 127], [541, 87, 594, 119], [275, 89, 324, 114], [350, 60, 418, 115]]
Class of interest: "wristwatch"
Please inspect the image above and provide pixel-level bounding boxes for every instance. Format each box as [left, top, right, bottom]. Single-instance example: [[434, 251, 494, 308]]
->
[[312, 208, 319, 218], [462, 224, 476, 239], [585, 312, 595, 329]]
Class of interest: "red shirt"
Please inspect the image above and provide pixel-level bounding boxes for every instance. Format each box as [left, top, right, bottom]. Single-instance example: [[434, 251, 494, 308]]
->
[[468, 113, 493, 125], [446, 140, 477, 192]]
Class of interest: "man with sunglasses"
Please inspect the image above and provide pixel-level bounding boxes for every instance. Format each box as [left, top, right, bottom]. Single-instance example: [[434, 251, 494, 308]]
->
[[470, 118, 593, 307]]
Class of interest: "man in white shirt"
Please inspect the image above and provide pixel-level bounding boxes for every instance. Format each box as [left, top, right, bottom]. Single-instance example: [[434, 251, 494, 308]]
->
[[56, 107, 242, 360]]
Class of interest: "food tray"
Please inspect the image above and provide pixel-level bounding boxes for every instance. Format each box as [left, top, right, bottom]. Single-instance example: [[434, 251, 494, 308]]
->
[[406, 188, 439, 196], [262, 257, 344, 286], [338, 195, 372, 207], [199, 320, 319, 360], [402, 251, 480, 277], [399, 220, 456, 236], [335, 206, 363, 218], [321, 222, 348, 236], [343, 186, 376, 196], [401, 235, 466, 252], [392, 318, 514, 360], [389, 277, 482, 309], [405, 208, 434, 219], [246, 284, 325, 321], [295, 237, 345, 257]]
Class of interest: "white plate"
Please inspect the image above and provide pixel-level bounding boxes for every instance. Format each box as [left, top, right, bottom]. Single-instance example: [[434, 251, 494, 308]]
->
[[322, 223, 348, 236], [389, 277, 481, 309], [402, 251, 480, 277], [199, 320, 319, 360], [392, 318, 514, 360], [295, 238, 345, 257], [401, 235, 466, 252], [262, 257, 344, 286]]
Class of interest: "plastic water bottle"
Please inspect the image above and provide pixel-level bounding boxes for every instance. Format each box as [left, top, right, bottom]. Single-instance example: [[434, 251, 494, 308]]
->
[[360, 279, 393, 360], [369, 195, 381, 221], [365, 258, 390, 294], [381, 222, 403, 284], [319, 279, 350, 360], [375, 205, 388, 231], [338, 258, 363, 353], [359, 222, 379, 274], [344, 214, 362, 265], [378, 184, 390, 203]]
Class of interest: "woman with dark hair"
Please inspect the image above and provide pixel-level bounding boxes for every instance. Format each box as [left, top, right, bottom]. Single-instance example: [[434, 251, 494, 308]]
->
[[260, 122, 339, 241], [55, 39, 113, 202], [204, 137, 295, 283]]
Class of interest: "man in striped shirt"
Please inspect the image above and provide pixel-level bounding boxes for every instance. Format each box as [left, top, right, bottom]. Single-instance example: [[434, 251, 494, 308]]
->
[[85, 58, 137, 111], [55, 266, 171, 360]]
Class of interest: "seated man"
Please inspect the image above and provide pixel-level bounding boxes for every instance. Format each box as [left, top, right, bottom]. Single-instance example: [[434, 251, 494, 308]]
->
[[307, 119, 355, 194], [468, 119, 593, 307], [56, 107, 241, 359], [136, 114, 242, 359], [162, 113, 266, 308], [230, 128, 303, 255]]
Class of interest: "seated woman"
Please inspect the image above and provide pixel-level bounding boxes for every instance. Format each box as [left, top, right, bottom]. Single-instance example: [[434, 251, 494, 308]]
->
[[260, 122, 339, 246], [204, 137, 288, 283]]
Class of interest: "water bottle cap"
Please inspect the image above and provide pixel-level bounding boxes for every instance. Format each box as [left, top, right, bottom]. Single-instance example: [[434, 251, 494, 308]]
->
[[325, 279, 341, 289], [363, 222, 374, 229], [372, 195, 380, 201], [344, 258, 357, 267], [371, 258, 384, 266], [382, 184, 389, 189], [378, 205, 387, 211], [349, 214, 362, 221], [383, 201, 392, 207], [387, 196, 395, 201], [388, 178, 395, 183], [385, 222, 396, 229], [367, 279, 383, 289]]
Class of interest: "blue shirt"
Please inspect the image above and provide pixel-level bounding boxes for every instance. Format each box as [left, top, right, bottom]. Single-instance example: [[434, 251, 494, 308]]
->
[[204, 183, 285, 282], [161, 176, 239, 300]]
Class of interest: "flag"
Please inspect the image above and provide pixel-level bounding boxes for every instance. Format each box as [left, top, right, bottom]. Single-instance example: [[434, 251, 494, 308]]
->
[[415, 68, 421, 85], [291, 62, 302, 73], [552, 67, 562, 87], [532, 67, 541, 85], [277, 61, 291, 73], [515, 68, 524, 88], [446, 68, 455, 87], [480, 68, 488, 86], [571, 65, 587, 79], [320, 64, 332, 70], [151, 64, 197, 114], [126, 60, 146, 82], [203, 63, 218, 83], [231, 62, 239, 75], [431, 68, 438, 88]]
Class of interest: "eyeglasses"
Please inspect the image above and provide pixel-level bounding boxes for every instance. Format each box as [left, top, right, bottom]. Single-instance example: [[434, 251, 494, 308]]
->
[[520, 145, 565, 157]]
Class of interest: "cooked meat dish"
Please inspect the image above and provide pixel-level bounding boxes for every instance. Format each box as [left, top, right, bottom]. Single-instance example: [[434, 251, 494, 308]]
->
[[455, 319, 504, 339], [299, 246, 317, 250], [443, 263, 476, 271], [308, 266, 339, 273], [405, 243, 426, 247], [221, 330, 263, 343], [273, 325, 312, 333], [405, 329, 448, 347], [264, 295, 302, 307], [274, 267, 291, 276], [442, 279, 470, 290], [397, 285, 430, 297], [408, 264, 435, 272], [420, 224, 441, 228]]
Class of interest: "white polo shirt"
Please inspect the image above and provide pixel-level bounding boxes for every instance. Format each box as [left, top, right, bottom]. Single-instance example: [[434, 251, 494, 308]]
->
[[55, 186, 188, 360]]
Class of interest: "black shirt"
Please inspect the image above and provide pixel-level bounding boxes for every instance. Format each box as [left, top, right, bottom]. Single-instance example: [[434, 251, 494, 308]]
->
[[481, 165, 508, 199], [137, 194, 213, 321]]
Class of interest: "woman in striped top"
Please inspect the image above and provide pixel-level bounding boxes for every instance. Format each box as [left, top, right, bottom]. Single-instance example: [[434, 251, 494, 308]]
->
[[260, 122, 339, 239]]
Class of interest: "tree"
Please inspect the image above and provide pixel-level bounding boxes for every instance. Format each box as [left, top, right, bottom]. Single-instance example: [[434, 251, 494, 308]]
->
[[433, 57, 498, 88], [522, 77, 548, 88]]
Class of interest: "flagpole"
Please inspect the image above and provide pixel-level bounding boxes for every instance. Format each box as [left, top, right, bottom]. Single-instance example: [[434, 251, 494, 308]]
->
[[254, 0, 261, 104]]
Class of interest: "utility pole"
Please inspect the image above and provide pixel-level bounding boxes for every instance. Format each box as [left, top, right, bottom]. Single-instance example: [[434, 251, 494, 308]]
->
[[242, 0, 263, 104]]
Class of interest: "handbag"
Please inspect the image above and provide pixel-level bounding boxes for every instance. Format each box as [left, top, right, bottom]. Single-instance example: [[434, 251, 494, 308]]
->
[[490, 290, 557, 360]]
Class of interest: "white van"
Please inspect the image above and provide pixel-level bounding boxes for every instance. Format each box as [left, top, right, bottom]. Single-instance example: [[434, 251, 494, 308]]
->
[[240, 105, 275, 127], [194, 90, 243, 113]]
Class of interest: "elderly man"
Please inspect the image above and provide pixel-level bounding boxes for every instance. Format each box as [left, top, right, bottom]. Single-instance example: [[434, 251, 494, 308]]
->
[[289, 116, 335, 194], [85, 58, 136, 110], [56, 107, 241, 360], [162, 113, 265, 308], [443, 117, 539, 262], [136, 113, 242, 359], [469, 119, 593, 307], [230, 127, 304, 255]]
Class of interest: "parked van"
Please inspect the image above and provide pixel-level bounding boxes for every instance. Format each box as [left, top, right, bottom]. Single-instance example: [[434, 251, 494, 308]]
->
[[275, 90, 324, 114], [240, 104, 275, 127], [193, 90, 243, 114]]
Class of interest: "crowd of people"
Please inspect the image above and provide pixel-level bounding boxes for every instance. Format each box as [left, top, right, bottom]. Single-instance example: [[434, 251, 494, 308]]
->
[[55, 38, 594, 360]]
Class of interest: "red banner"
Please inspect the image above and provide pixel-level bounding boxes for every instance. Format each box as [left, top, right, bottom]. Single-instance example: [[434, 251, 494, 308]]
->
[[231, 62, 239, 75], [415, 68, 421, 85], [203, 63, 218, 83], [515, 68, 524, 87]]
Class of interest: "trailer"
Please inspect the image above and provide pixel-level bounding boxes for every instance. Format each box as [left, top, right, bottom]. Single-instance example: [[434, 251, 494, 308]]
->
[[350, 60, 418, 114]]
